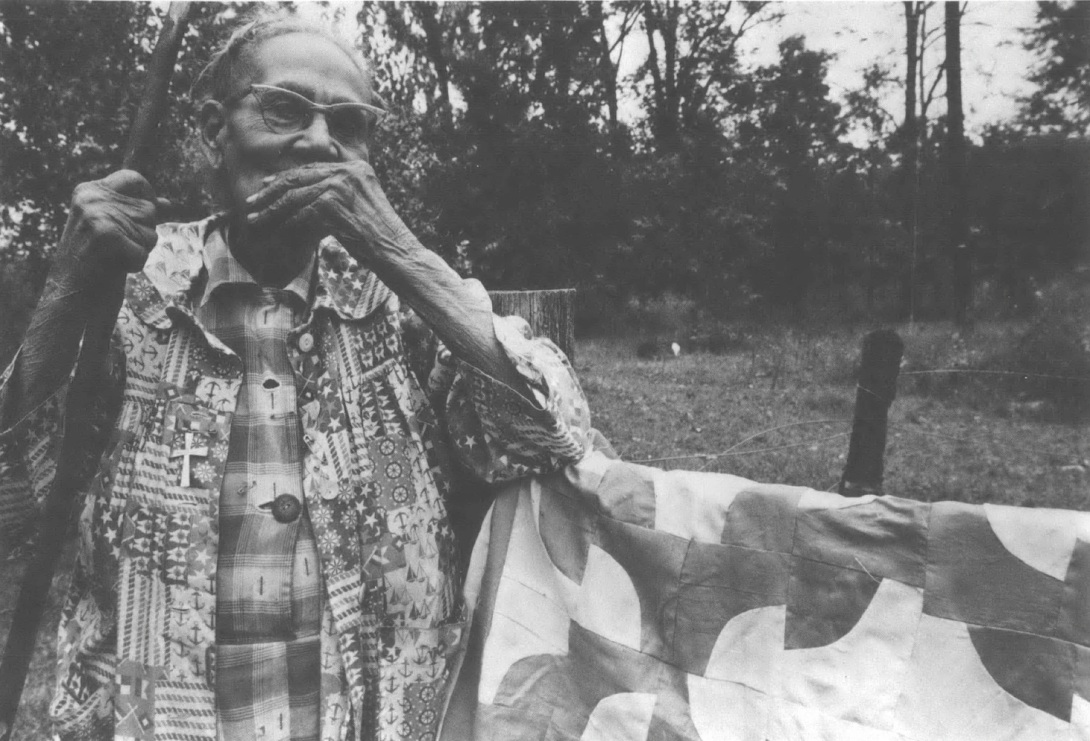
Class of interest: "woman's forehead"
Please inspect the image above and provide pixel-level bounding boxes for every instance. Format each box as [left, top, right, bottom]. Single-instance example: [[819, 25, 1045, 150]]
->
[[241, 32, 373, 104]]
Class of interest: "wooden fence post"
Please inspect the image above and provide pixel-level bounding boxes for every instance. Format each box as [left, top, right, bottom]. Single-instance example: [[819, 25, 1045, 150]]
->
[[489, 289, 576, 363], [839, 329, 904, 497]]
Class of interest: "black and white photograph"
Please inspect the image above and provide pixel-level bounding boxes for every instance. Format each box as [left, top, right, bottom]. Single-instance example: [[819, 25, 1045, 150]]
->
[[0, 1, 1087, 740]]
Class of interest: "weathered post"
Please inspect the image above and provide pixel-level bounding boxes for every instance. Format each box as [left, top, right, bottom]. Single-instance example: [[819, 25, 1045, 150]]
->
[[839, 329, 904, 497], [489, 289, 576, 363]]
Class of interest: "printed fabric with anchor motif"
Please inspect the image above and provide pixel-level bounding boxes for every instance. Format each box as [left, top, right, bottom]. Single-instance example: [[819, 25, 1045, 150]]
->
[[0, 215, 591, 741]]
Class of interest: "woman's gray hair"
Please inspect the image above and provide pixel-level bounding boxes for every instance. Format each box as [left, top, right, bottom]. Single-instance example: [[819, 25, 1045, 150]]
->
[[192, 6, 373, 103]]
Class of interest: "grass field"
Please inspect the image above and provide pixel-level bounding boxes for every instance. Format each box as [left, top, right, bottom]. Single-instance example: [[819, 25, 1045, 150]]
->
[[577, 321, 1089, 510], [2, 319, 1087, 738]]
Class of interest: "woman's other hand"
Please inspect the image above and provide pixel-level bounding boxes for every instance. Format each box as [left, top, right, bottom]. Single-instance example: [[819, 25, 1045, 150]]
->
[[54, 169, 166, 300], [242, 160, 410, 267]]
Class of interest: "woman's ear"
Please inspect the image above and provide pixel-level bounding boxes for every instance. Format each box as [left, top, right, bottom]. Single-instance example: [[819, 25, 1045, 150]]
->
[[199, 100, 226, 167]]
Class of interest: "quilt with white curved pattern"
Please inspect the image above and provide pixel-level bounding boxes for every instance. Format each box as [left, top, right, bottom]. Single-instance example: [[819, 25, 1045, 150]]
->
[[441, 449, 1090, 741]]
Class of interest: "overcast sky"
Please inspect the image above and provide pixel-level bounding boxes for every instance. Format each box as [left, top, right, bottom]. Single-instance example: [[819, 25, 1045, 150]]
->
[[615, 2, 1041, 139], [306, 1, 1044, 141], [758, 2, 1039, 130]]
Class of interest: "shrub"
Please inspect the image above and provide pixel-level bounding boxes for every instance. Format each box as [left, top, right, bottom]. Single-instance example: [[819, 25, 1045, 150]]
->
[[996, 277, 1090, 421]]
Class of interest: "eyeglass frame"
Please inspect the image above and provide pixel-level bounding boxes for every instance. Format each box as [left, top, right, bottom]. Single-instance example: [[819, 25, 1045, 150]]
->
[[222, 83, 388, 145]]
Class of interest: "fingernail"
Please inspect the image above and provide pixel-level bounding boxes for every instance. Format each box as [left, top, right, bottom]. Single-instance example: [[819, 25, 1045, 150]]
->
[[247, 212, 257, 222], [245, 193, 257, 203], [263, 175, 275, 183]]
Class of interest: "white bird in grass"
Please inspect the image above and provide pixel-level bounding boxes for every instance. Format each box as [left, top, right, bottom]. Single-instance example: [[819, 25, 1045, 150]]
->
[[671, 342, 681, 357]]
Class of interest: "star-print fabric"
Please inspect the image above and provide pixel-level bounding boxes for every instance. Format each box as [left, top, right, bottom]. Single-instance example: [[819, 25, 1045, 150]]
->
[[444, 450, 1090, 741], [0, 216, 591, 741]]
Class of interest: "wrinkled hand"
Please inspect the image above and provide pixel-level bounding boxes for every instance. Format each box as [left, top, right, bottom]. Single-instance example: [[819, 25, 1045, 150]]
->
[[244, 161, 409, 264], [53, 169, 166, 300]]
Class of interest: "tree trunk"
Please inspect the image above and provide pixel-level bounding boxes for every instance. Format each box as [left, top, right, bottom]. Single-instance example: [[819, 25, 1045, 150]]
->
[[902, 3, 920, 231], [543, 2, 573, 122], [489, 289, 577, 363], [945, 1, 971, 325], [590, 2, 622, 158], [416, 3, 454, 135], [662, 1, 681, 150], [642, 3, 667, 146], [642, 1, 681, 151], [663, 1, 679, 125], [901, 2, 921, 319]]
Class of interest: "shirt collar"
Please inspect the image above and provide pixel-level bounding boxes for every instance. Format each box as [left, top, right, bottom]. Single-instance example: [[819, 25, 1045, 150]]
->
[[131, 215, 394, 330], [199, 224, 313, 307]]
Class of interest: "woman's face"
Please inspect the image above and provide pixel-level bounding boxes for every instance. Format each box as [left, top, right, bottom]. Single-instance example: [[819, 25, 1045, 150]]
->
[[209, 32, 376, 211]]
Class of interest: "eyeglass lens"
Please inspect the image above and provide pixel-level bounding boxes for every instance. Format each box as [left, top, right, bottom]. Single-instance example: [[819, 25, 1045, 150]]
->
[[254, 87, 379, 144]]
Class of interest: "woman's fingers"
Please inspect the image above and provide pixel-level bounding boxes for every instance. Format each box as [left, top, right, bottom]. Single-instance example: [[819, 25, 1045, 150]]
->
[[113, 230, 155, 273], [243, 162, 386, 248], [106, 220, 157, 273], [278, 202, 322, 233], [102, 169, 156, 201], [246, 161, 376, 212], [246, 165, 335, 211], [246, 179, 327, 228]]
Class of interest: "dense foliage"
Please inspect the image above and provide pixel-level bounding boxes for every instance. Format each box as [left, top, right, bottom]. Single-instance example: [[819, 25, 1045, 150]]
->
[[0, 0, 1087, 354], [1020, 0, 1090, 136]]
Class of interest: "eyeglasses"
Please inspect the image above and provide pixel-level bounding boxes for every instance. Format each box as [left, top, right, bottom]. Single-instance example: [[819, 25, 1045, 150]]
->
[[228, 84, 387, 146]]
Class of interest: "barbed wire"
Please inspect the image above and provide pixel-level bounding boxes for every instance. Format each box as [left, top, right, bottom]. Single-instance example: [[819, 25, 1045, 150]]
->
[[598, 344, 1088, 485], [856, 383, 890, 403], [624, 418, 1081, 475], [624, 370, 1087, 472], [633, 418, 851, 465], [696, 432, 852, 472], [900, 368, 1090, 382], [886, 422, 1083, 458]]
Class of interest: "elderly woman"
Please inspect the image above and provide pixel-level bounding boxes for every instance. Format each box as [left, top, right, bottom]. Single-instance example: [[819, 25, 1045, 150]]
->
[[0, 11, 589, 741]]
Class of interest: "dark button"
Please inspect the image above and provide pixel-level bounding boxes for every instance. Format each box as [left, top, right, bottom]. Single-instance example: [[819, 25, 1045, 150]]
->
[[262, 494, 302, 524]]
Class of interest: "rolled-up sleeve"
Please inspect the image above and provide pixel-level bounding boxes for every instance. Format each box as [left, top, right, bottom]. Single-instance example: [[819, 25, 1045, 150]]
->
[[442, 312, 590, 483]]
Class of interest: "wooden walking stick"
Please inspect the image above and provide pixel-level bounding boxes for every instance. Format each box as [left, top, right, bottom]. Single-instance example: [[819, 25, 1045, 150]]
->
[[0, 5, 192, 739]]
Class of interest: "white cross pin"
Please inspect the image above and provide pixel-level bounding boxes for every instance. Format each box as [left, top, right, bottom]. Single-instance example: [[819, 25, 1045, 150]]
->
[[170, 432, 209, 487]]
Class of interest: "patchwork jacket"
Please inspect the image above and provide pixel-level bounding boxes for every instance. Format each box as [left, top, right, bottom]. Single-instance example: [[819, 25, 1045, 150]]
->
[[0, 217, 591, 740]]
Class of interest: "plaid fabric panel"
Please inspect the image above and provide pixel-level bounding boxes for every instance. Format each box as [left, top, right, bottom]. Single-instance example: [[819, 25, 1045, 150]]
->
[[0, 218, 592, 740], [216, 636, 321, 741], [197, 243, 323, 740]]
